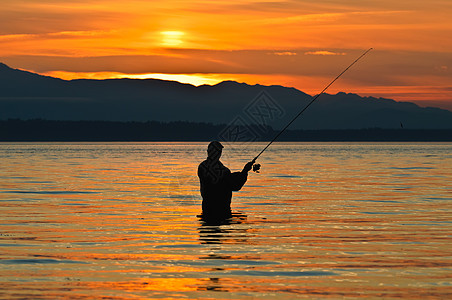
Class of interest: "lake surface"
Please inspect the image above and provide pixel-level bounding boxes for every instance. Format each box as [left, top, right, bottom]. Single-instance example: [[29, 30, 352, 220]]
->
[[1, 142, 451, 299]]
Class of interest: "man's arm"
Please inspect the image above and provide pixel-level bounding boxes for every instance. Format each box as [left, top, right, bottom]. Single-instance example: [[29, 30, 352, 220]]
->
[[242, 159, 255, 173], [229, 159, 255, 191]]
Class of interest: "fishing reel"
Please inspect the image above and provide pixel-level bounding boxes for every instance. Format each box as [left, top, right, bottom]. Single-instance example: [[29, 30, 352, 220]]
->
[[252, 163, 261, 173]]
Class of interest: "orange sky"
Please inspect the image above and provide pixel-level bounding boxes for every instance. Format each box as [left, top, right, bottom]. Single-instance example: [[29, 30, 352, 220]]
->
[[1, 0, 451, 110]]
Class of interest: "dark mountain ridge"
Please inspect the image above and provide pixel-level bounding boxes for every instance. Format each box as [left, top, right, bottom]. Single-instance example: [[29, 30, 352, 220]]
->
[[1, 62, 451, 129]]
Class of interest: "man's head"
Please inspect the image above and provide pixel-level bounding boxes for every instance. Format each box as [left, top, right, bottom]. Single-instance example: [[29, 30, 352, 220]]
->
[[207, 141, 223, 160]]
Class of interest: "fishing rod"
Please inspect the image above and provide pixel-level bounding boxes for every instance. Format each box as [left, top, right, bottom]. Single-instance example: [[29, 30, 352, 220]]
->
[[251, 47, 373, 169]]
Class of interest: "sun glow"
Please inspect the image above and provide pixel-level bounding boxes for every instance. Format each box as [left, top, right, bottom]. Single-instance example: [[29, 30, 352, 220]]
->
[[160, 31, 185, 47], [125, 73, 220, 86], [43, 71, 223, 86]]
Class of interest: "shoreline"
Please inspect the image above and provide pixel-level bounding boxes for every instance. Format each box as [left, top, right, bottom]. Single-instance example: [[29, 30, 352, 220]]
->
[[2, 119, 452, 142]]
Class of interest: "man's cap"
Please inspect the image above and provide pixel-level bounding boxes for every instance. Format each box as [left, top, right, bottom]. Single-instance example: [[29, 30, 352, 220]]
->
[[208, 141, 223, 151]]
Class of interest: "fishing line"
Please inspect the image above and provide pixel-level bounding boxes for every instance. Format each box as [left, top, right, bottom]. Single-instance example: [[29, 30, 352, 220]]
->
[[253, 48, 373, 163]]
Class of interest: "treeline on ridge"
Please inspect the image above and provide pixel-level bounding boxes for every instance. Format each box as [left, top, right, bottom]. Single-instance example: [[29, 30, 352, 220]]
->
[[1, 119, 451, 142]]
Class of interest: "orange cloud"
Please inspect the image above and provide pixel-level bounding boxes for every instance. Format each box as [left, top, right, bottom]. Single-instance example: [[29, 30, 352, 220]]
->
[[305, 51, 347, 56], [273, 52, 298, 56]]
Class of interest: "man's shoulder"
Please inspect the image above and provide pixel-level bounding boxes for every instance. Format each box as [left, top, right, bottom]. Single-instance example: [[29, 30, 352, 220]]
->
[[198, 160, 207, 173], [198, 160, 231, 172], [198, 160, 214, 176], [198, 160, 209, 169], [219, 162, 231, 172]]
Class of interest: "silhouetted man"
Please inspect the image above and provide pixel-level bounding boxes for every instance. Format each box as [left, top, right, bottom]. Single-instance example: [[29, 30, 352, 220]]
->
[[198, 141, 254, 218]]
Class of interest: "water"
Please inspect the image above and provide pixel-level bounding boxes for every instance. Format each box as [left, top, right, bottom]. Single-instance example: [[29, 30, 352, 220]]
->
[[1, 142, 451, 299]]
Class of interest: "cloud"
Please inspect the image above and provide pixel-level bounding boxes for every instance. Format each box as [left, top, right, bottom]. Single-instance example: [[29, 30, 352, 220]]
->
[[304, 51, 347, 56], [3, 49, 450, 83], [272, 52, 297, 56], [1, 0, 451, 54], [0, 30, 113, 40], [435, 65, 448, 72]]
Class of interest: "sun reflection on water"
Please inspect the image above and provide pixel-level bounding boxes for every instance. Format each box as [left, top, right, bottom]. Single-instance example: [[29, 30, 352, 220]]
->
[[0, 142, 451, 298]]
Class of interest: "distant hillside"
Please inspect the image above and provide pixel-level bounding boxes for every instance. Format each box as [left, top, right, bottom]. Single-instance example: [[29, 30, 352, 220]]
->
[[1, 62, 452, 129]]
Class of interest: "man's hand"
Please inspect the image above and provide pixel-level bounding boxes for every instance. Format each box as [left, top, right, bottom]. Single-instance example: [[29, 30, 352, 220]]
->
[[242, 158, 256, 173]]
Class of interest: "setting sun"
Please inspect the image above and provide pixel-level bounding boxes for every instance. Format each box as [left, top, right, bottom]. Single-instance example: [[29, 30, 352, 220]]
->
[[160, 31, 185, 47]]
